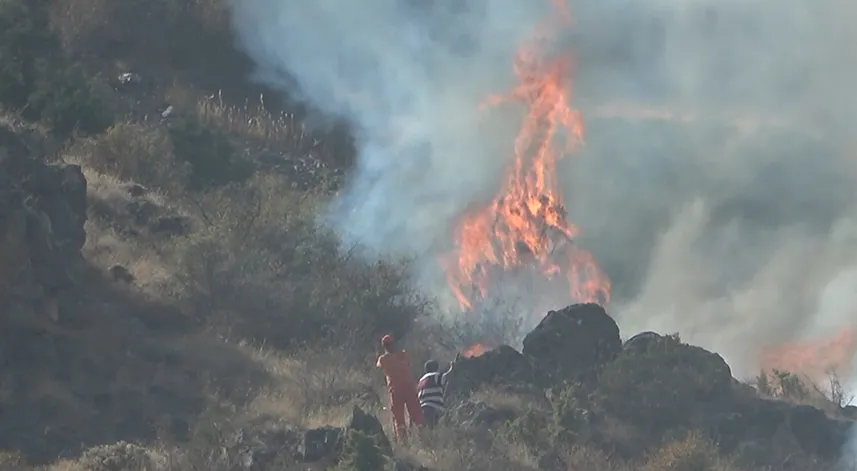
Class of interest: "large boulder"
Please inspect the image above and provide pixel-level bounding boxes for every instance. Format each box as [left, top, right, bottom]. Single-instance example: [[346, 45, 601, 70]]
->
[[444, 345, 536, 399], [0, 126, 87, 315], [522, 303, 622, 383], [621, 331, 733, 402], [347, 405, 391, 456]]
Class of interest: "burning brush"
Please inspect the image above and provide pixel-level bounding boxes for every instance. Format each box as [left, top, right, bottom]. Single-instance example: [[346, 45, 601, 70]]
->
[[442, 0, 610, 323]]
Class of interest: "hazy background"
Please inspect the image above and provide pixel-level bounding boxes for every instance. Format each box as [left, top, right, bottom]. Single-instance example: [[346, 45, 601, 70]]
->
[[227, 0, 857, 395]]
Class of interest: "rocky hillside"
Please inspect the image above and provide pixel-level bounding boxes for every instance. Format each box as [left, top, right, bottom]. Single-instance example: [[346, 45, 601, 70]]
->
[[1, 1, 856, 470]]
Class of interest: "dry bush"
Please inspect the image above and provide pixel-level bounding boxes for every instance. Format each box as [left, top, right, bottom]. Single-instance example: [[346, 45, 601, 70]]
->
[[405, 426, 519, 471], [641, 430, 736, 471], [170, 174, 429, 350], [562, 445, 630, 471], [66, 120, 188, 191], [244, 344, 383, 428], [754, 369, 854, 416], [194, 92, 313, 153]]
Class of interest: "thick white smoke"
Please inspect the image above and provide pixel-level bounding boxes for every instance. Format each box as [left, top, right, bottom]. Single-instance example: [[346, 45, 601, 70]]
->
[[229, 0, 857, 436]]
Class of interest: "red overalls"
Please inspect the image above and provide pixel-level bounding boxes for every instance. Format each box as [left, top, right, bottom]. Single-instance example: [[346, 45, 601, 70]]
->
[[376, 350, 422, 440]]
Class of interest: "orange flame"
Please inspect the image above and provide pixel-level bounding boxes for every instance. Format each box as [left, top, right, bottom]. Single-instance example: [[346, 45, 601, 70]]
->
[[462, 343, 489, 358], [443, 0, 610, 316], [760, 327, 856, 379]]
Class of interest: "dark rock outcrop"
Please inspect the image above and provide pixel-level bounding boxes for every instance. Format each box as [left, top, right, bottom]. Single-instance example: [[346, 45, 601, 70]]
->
[[522, 303, 622, 383], [445, 345, 536, 399], [0, 126, 87, 313], [302, 426, 343, 462], [347, 405, 392, 456], [301, 406, 390, 463]]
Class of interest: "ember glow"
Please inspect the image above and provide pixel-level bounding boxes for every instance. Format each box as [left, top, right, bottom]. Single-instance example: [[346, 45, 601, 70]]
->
[[760, 327, 856, 379], [443, 0, 610, 317], [462, 344, 489, 358]]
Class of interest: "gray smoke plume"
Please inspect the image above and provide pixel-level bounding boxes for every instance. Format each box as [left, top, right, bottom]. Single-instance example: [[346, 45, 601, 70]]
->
[[229, 0, 857, 428]]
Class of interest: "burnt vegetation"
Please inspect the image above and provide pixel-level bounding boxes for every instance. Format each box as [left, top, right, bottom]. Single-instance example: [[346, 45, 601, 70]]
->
[[0, 1, 854, 471]]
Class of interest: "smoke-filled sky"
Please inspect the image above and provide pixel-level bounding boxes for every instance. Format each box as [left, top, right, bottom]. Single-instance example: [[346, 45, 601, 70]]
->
[[228, 0, 857, 388]]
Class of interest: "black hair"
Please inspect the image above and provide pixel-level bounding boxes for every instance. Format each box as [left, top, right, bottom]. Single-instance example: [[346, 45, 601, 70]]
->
[[424, 360, 439, 373]]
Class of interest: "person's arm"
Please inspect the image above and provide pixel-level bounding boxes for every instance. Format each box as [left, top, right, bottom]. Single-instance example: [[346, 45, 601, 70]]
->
[[441, 353, 460, 385]]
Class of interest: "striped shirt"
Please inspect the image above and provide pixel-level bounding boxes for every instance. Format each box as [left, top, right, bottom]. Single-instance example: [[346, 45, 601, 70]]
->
[[417, 371, 449, 411]]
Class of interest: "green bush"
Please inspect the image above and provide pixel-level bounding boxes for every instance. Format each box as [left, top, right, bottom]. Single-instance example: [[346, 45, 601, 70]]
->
[[0, 0, 113, 136], [332, 430, 388, 471], [167, 114, 253, 189], [26, 61, 113, 135], [496, 407, 549, 453], [548, 383, 593, 445]]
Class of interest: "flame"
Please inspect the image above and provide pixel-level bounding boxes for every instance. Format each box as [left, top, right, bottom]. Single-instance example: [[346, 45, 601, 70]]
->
[[463, 344, 489, 358], [760, 327, 857, 379], [443, 0, 610, 316]]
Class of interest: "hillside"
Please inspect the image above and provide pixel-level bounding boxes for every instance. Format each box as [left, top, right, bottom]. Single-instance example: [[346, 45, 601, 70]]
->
[[0, 0, 856, 470]]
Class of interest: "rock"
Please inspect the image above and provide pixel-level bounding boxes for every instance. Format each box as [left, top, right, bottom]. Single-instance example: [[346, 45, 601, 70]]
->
[[109, 265, 135, 284], [445, 400, 517, 429], [707, 398, 851, 465], [624, 332, 733, 401], [302, 426, 343, 462], [0, 126, 87, 304], [622, 331, 662, 354], [347, 406, 391, 456], [522, 303, 621, 383], [126, 184, 147, 197], [445, 345, 536, 399]]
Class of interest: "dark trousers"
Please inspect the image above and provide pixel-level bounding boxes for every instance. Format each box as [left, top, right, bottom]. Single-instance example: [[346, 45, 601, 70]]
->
[[421, 405, 441, 428]]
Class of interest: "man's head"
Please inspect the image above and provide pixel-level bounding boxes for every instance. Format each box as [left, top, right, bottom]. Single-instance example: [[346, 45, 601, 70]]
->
[[381, 334, 395, 351], [424, 360, 439, 373]]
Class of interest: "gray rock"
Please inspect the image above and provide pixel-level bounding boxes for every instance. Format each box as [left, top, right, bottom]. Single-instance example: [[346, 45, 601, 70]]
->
[[522, 303, 622, 384]]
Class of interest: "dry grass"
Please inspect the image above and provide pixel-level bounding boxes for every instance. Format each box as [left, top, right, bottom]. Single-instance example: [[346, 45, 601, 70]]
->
[[641, 431, 737, 471], [64, 120, 189, 192], [192, 91, 314, 153], [241, 344, 385, 429]]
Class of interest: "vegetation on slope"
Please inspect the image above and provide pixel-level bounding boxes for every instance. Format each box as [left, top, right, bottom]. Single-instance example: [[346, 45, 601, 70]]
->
[[0, 0, 853, 470]]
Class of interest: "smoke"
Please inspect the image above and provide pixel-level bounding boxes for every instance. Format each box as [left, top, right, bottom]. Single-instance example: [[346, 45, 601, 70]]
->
[[229, 0, 857, 420]]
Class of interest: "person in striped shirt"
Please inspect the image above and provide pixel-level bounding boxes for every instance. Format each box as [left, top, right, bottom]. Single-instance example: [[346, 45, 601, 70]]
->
[[417, 354, 459, 427]]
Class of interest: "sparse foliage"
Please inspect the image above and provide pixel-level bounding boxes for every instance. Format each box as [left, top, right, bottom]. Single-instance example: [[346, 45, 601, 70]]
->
[[642, 430, 735, 471], [332, 430, 388, 471], [0, 0, 112, 136]]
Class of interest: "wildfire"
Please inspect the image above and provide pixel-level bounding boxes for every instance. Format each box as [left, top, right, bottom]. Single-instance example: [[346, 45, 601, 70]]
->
[[443, 0, 610, 316], [462, 343, 489, 358], [760, 327, 856, 379]]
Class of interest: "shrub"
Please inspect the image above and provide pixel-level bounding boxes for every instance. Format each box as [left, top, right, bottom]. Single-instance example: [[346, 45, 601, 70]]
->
[[172, 175, 429, 350], [167, 112, 253, 189], [70, 120, 189, 190], [0, 0, 113, 136], [332, 430, 388, 471], [496, 407, 549, 453], [26, 61, 113, 135], [641, 430, 735, 471], [548, 382, 593, 445]]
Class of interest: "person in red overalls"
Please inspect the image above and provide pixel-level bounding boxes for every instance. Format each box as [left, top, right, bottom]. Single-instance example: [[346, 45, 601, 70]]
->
[[376, 334, 422, 441]]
